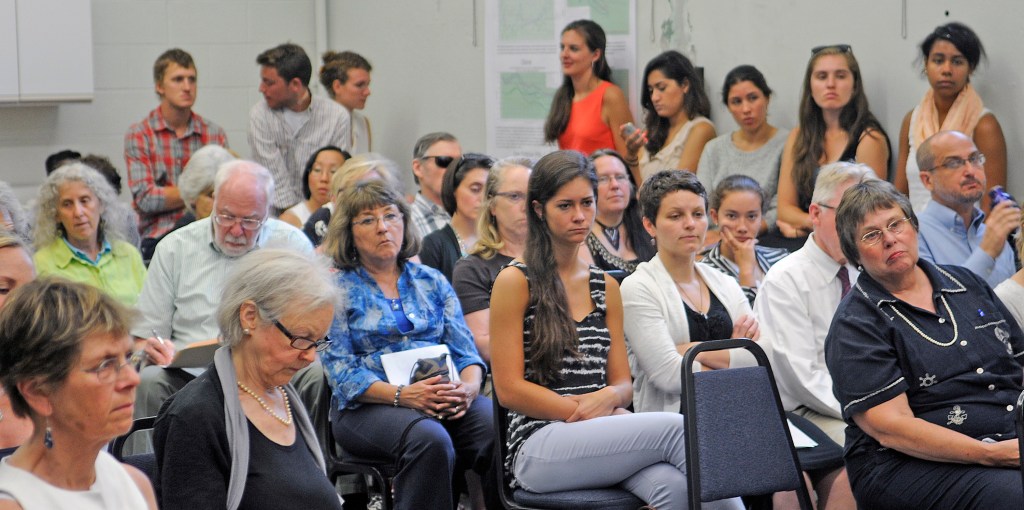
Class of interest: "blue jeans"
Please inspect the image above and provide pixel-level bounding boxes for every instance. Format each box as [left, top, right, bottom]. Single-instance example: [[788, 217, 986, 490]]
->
[[332, 398, 494, 510], [513, 412, 743, 510]]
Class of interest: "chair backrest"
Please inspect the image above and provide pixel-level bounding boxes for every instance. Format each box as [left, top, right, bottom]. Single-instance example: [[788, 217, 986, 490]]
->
[[492, 391, 527, 509], [681, 338, 813, 510], [108, 416, 158, 483]]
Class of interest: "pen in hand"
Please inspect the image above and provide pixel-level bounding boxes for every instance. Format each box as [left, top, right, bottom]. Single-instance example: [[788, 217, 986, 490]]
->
[[152, 329, 167, 346]]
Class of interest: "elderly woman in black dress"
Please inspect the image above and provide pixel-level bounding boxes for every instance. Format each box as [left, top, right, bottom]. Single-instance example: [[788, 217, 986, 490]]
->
[[825, 179, 1023, 509]]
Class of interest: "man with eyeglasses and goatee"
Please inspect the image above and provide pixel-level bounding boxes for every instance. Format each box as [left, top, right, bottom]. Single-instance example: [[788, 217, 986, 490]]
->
[[916, 130, 1018, 288], [409, 132, 462, 239], [128, 161, 312, 451]]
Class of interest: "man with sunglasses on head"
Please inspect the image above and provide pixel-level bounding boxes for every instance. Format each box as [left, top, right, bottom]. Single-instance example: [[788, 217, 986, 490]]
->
[[410, 132, 462, 239], [129, 160, 313, 450], [916, 130, 1018, 287]]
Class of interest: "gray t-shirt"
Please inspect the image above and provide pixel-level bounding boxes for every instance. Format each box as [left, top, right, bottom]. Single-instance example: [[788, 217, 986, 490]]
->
[[696, 128, 789, 226]]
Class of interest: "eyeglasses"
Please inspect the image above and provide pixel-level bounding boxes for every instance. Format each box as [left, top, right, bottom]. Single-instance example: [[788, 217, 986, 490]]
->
[[597, 174, 630, 186], [273, 320, 332, 352], [352, 212, 403, 229], [925, 152, 986, 172], [811, 44, 852, 55], [421, 155, 455, 169], [860, 217, 912, 246], [492, 191, 526, 203], [83, 351, 147, 384], [213, 214, 265, 231]]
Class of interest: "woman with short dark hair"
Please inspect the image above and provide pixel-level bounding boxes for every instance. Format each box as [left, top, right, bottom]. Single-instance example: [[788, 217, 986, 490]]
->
[[826, 179, 1024, 508]]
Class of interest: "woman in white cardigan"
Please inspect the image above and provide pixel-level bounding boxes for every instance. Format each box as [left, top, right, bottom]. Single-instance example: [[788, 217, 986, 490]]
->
[[621, 170, 759, 414], [623, 170, 855, 510]]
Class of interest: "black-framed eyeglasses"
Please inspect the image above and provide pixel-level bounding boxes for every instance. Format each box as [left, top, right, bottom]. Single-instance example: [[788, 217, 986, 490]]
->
[[273, 320, 331, 352], [83, 350, 147, 384], [925, 152, 986, 172], [213, 214, 265, 231], [455, 154, 495, 172], [860, 217, 913, 246], [421, 155, 455, 169], [492, 191, 526, 203], [811, 44, 852, 55]]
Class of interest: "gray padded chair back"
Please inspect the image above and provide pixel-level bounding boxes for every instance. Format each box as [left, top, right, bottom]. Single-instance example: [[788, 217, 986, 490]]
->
[[681, 338, 813, 510]]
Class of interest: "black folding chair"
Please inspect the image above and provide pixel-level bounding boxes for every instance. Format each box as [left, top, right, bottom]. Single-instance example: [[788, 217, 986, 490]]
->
[[491, 391, 645, 509], [681, 338, 814, 510], [109, 416, 158, 482]]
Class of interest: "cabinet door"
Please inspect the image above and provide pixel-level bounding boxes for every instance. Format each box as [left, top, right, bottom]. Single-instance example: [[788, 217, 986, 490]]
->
[[17, 0, 93, 101], [0, 0, 17, 102]]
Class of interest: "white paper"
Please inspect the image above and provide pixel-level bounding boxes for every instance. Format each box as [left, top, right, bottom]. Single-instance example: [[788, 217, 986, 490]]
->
[[380, 345, 461, 385], [484, 0, 638, 159], [788, 419, 819, 449]]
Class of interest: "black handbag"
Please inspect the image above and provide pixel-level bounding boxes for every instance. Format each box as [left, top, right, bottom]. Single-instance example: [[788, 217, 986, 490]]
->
[[409, 352, 450, 383]]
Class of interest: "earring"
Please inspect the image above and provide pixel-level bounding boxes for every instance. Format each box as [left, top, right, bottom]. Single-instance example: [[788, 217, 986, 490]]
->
[[44, 422, 54, 449], [243, 328, 251, 336]]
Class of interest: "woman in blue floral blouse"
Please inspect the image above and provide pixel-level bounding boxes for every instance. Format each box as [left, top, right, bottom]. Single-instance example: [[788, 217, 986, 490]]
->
[[320, 180, 494, 510]]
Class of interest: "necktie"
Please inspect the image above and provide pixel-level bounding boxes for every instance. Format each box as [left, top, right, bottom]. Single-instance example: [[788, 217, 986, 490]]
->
[[837, 266, 851, 299]]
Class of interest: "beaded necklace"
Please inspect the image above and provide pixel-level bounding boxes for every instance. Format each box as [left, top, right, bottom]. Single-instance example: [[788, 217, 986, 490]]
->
[[887, 294, 959, 347], [237, 381, 293, 425]]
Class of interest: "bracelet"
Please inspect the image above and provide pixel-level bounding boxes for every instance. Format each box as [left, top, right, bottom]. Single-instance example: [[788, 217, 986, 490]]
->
[[393, 384, 405, 407], [623, 155, 639, 166]]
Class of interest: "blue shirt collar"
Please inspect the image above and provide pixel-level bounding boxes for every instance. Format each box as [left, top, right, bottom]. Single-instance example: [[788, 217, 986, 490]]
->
[[62, 237, 112, 266]]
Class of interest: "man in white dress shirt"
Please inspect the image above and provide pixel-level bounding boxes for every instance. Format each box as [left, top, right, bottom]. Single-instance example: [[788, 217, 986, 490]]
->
[[754, 162, 877, 444], [131, 160, 313, 433]]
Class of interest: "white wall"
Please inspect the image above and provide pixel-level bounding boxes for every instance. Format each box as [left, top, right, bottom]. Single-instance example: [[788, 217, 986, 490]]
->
[[3, 0, 1023, 207]]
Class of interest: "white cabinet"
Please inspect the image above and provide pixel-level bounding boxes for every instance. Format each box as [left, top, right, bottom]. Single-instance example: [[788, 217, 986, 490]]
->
[[0, 0, 93, 103]]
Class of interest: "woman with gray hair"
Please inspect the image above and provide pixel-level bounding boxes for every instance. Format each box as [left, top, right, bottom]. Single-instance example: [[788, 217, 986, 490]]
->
[[825, 179, 1024, 508], [0, 278, 157, 509], [0, 181, 30, 244], [153, 248, 343, 510], [174, 144, 235, 230], [32, 162, 145, 306]]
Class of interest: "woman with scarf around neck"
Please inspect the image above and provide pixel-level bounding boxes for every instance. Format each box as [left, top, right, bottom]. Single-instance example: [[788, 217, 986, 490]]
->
[[154, 249, 343, 510], [894, 22, 1006, 212], [579, 149, 655, 275]]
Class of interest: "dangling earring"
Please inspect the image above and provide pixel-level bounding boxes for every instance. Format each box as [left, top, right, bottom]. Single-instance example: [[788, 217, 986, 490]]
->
[[44, 421, 54, 449]]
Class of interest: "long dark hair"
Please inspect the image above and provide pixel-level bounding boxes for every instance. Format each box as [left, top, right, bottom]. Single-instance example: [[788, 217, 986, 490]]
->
[[792, 46, 888, 208], [589, 149, 655, 262], [524, 150, 597, 384], [543, 20, 612, 143], [641, 50, 711, 156]]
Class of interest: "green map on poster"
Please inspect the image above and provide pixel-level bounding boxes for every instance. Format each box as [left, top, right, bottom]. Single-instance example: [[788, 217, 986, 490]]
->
[[501, 72, 557, 119], [568, 0, 630, 35], [500, 0, 555, 41]]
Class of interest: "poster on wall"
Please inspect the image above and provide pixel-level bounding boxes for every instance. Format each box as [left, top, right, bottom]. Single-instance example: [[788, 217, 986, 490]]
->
[[484, 0, 637, 159]]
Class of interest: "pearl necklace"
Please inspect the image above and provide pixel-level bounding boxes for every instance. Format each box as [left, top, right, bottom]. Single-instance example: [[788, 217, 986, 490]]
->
[[237, 381, 293, 425], [887, 294, 959, 347]]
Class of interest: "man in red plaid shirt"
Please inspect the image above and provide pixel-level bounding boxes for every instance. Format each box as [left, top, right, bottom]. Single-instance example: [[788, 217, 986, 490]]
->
[[124, 48, 229, 261]]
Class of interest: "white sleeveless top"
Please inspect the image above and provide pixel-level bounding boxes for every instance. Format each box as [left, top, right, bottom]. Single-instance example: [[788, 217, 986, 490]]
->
[[0, 451, 148, 509], [639, 116, 713, 182], [905, 105, 991, 212]]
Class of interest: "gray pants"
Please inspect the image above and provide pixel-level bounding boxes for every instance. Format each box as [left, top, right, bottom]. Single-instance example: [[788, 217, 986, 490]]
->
[[793, 406, 847, 446], [128, 365, 196, 453], [513, 412, 743, 510]]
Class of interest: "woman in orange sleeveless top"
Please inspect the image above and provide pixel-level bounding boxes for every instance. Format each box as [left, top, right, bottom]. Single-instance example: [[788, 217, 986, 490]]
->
[[544, 20, 634, 157]]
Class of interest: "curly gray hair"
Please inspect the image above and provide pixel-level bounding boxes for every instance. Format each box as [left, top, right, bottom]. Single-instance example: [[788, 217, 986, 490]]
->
[[32, 162, 133, 250], [0, 181, 30, 244]]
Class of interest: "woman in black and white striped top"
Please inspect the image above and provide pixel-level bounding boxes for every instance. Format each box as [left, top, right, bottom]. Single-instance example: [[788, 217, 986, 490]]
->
[[490, 150, 741, 509]]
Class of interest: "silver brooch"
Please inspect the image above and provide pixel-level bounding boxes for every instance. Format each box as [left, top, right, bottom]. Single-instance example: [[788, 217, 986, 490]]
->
[[947, 405, 968, 426]]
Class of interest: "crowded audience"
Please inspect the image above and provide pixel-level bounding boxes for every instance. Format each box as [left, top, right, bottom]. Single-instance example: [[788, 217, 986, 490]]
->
[[2, 15, 1023, 509]]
